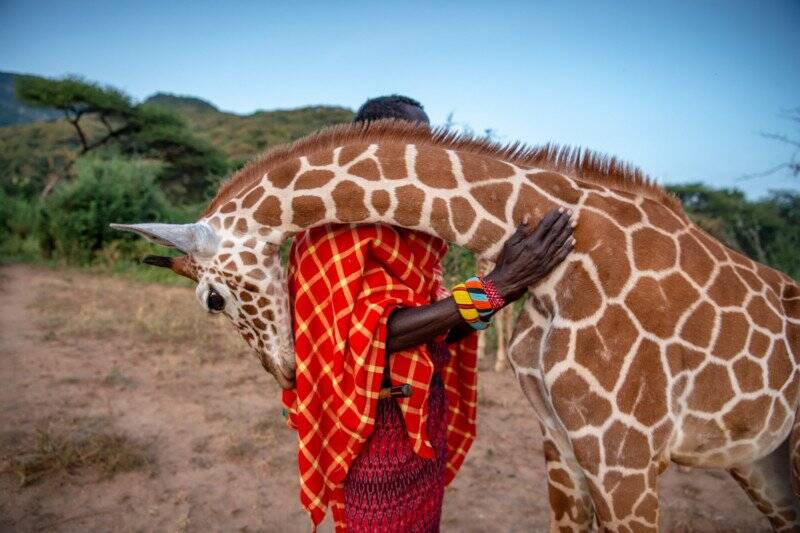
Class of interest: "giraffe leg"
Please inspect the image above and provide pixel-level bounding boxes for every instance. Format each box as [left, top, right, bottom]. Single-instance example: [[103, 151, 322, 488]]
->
[[791, 410, 800, 500], [729, 436, 800, 532], [541, 425, 596, 532]]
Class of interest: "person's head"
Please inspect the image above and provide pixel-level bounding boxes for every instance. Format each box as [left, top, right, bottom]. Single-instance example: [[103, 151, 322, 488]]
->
[[353, 94, 430, 125]]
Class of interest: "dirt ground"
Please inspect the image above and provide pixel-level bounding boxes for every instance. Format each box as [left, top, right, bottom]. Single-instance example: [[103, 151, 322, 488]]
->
[[0, 264, 773, 532]]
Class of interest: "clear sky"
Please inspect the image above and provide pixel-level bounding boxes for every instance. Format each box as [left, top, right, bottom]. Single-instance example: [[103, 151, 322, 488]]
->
[[2, 1, 798, 198]]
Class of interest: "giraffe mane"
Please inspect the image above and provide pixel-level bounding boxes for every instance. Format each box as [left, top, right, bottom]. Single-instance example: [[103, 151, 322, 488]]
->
[[206, 119, 684, 217]]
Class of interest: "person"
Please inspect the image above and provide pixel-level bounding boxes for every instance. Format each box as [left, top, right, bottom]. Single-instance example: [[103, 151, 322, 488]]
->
[[282, 95, 574, 532]]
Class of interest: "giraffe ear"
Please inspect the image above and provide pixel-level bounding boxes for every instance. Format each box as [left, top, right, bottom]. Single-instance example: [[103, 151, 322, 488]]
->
[[109, 222, 219, 258]]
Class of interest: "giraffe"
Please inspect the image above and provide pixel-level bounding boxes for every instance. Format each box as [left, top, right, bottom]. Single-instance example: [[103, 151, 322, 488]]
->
[[477, 257, 514, 371], [113, 120, 800, 531]]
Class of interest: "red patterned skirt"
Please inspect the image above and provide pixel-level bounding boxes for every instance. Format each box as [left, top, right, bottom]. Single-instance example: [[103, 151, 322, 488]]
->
[[343, 344, 450, 533]]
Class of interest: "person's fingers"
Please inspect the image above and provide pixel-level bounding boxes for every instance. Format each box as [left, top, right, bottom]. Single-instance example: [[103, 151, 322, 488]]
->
[[548, 237, 575, 268], [530, 208, 563, 239], [533, 209, 571, 252], [545, 215, 575, 255]]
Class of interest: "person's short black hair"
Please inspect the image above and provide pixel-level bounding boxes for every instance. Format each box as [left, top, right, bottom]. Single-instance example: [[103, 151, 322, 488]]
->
[[354, 94, 430, 124]]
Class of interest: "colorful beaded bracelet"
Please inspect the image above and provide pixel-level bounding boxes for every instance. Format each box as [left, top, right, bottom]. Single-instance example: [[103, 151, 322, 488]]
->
[[452, 275, 507, 330]]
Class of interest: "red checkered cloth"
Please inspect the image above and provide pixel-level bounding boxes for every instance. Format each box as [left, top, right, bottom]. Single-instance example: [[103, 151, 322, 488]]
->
[[281, 224, 478, 531]]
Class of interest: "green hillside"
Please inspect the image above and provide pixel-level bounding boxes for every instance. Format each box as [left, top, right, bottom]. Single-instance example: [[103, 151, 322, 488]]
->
[[0, 73, 353, 197]]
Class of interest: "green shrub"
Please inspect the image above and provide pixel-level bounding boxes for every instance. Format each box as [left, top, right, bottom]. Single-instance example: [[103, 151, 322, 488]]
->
[[40, 157, 169, 264]]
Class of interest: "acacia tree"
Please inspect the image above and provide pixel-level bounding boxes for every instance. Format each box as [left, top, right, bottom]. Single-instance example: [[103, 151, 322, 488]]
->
[[15, 75, 228, 200]]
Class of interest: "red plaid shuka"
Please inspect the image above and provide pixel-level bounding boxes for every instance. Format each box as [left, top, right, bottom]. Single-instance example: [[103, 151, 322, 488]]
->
[[281, 224, 478, 531]]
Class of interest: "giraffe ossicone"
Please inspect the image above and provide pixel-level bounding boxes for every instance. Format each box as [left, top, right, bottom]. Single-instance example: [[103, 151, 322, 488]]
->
[[114, 120, 800, 531]]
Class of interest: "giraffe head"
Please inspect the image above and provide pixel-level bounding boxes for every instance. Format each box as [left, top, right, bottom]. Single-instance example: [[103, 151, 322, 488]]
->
[[110, 221, 295, 389]]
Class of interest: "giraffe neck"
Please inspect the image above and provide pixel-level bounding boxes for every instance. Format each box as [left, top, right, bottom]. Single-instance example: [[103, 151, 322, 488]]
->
[[204, 141, 584, 259]]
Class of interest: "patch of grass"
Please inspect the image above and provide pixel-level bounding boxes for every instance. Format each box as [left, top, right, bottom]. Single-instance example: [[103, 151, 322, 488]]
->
[[101, 367, 136, 389], [29, 272, 248, 364], [1, 428, 150, 486]]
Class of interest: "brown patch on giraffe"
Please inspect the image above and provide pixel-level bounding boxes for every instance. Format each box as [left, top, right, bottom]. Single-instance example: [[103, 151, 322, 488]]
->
[[712, 311, 750, 359], [604, 421, 651, 469], [617, 339, 668, 426], [243, 237, 256, 249], [678, 415, 727, 455], [666, 344, 705, 376], [371, 190, 391, 216], [707, 266, 748, 307], [733, 358, 764, 392], [217, 253, 231, 263], [678, 233, 715, 286], [575, 305, 638, 391], [679, 302, 716, 348], [460, 151, 515, 182], [253, 195, 282, 227], [512, 183, 558, 226], [583, 193, 641, 227], [690, 227, 727, 261], [208, 216, 221, 230], [550, 368, 613, 431], [375, 143, 407, 180], [291, 195, 326, 227], [535, 171, 582, 204], [241, 186, 264, 209], [632, 228, 677, 271], [555, 262, 603, 321], [332, 180, 369, 222], [223, 216, 234, 230], [294, 169, 336, 190], [574, 211, 630, 297], [688, 363, 734, 411], [219, 201, 237, 214], [466, 220, 506, 255], [470, 183, 513, 222], [635, 494, 659, 525], [735, 266, 764, 292], [267, 158, 300, 189], [641, 199, 685, 232], [722, 396, 771, 440], [246, 268, 265, 280], [242, 304, 257, 315], [450, 196, 477, 234], [749, 330, 771, 358], [240, 251, 257, 266], [572, 435, 601, 476], [429, 198, 456, 242], [415, 147, 457, 188], [756, 263, 784, 290], [339, 143, 371, 166], [625, 273, 698, 338], [393, 185, 425, 227], [603, 471, 647, 519], [747, 295, 784, 334], [234, 218, 248, 235], [768, 341, 793, 390], [306, 150, 332, 166], [548, 468, 574, 489], [349, 158, 381, 181]]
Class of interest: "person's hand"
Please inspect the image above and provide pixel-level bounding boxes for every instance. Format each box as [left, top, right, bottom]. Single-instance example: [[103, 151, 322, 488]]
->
[[484, 208, 575, 304]]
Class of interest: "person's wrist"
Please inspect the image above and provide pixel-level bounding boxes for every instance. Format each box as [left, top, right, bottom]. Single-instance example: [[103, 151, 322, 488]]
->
[[484, 271, 513, 303]]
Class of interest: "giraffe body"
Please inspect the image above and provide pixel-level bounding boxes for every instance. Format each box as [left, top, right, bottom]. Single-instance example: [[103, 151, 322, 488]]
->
[[115, 121, 800, 531]]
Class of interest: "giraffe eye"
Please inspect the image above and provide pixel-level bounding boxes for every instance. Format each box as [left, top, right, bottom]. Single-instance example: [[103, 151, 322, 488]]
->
[[207, 288, 225, 313]]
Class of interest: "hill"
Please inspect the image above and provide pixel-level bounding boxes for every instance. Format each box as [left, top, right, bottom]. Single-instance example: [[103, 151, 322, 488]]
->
[[0, 72, 353, 196]]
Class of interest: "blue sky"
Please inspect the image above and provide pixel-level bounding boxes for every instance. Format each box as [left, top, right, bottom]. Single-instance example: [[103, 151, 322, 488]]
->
[[2, 1, 798, 198]]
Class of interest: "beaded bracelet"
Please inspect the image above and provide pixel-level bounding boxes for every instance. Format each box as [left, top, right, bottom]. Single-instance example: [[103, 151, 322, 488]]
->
[[452, 275, 507, 330], [452, 282, 489, 330]]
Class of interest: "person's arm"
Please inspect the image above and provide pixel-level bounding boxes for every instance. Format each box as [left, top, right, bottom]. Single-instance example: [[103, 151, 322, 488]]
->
[[385, 208, 575, 354]]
